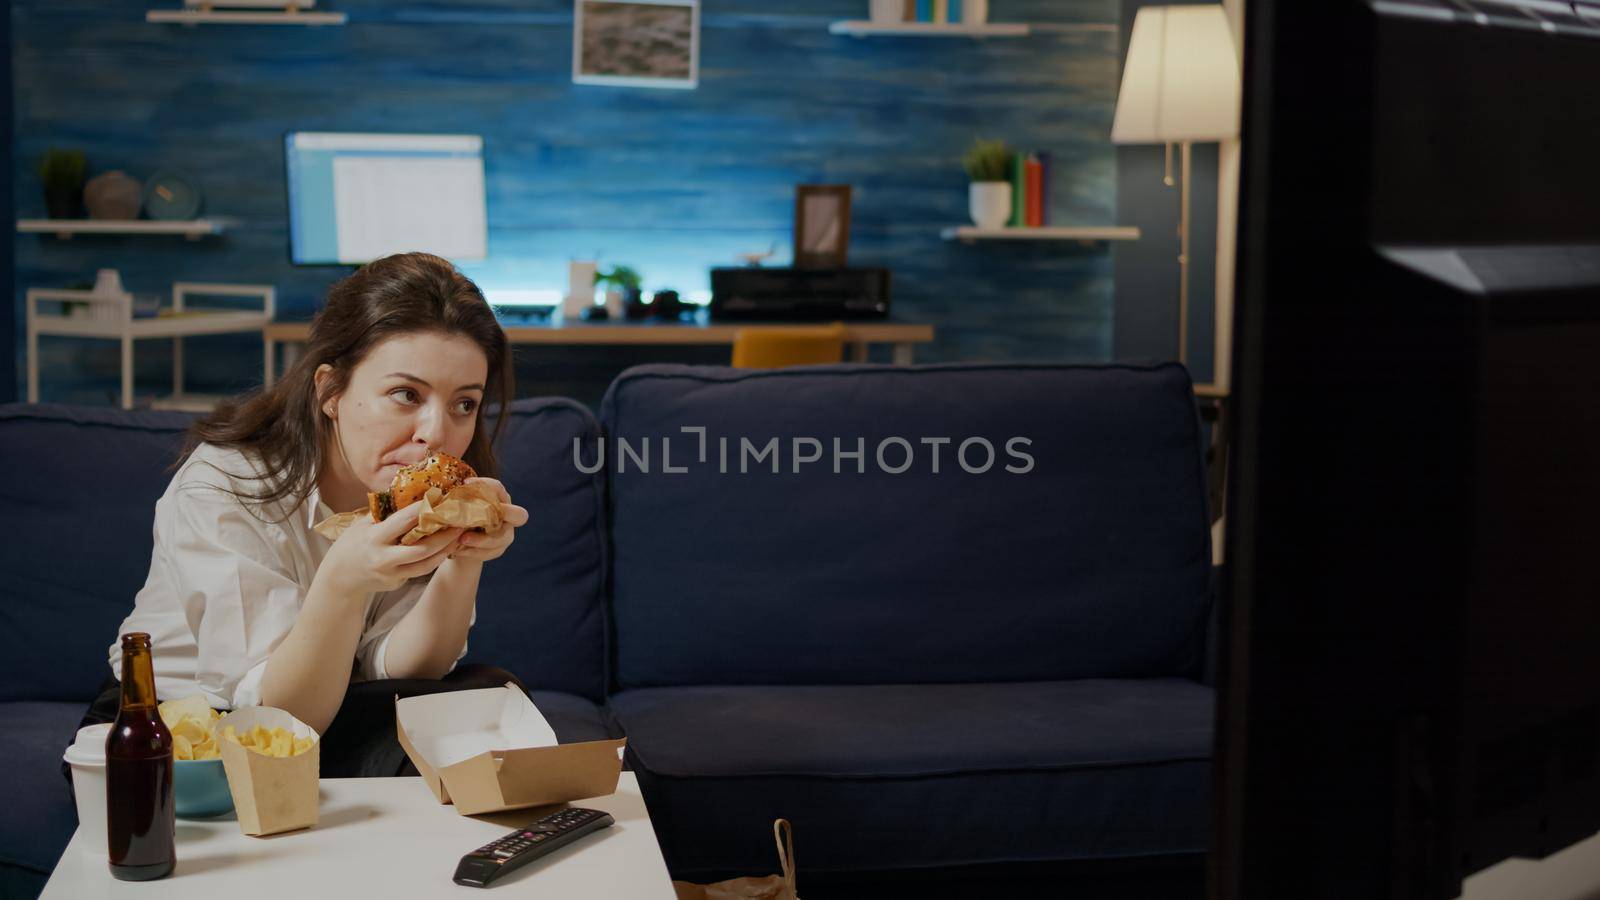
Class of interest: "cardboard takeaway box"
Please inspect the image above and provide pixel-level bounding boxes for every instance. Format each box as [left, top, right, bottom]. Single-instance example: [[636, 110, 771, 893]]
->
[[395, 684, 625, 816]]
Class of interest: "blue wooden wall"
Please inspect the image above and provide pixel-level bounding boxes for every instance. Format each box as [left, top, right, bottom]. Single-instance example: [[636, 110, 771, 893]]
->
[[11, 0, 1124, 402]]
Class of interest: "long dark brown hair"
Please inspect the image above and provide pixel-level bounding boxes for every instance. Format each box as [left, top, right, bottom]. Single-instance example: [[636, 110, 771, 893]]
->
[[186, 252, 513, 510]]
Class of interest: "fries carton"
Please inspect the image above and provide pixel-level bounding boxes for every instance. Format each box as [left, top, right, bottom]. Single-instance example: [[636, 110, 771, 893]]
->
[[216, 706, 321, 836], [395, 684, 625, 816]]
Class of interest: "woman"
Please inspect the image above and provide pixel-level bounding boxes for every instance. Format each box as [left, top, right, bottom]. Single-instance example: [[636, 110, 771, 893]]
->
[[84, 252, 529, 777]]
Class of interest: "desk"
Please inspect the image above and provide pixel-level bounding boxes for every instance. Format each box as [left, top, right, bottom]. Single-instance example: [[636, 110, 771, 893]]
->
[[263, 317, 935, 384], [40, 774, 676, 900]]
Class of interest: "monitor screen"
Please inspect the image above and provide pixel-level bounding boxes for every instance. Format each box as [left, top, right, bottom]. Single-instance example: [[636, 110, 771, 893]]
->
[[285, 132, 487, 265]]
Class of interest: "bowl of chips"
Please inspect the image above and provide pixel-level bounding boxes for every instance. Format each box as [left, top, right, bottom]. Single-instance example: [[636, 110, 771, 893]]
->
[[157, 695, 233, 818]]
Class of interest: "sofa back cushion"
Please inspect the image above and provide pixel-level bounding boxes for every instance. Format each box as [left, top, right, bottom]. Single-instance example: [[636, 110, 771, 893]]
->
[[0, 399, 611, 704], [0, 404, 194, 701], [467, 398, 609, 701], [601, 363, 1212, 689]]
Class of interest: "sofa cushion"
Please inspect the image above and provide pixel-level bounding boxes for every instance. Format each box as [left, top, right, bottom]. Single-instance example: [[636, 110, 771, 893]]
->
[[600, 363, 1212, 689], [528, 690, 621, 743], [1, 701, 86, 875], [466, 399, 609, 701], [612, 679, 1213, 877], [0, 405, 193, 702]]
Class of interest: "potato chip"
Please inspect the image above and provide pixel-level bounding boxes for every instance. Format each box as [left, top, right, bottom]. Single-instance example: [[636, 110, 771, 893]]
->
[[171, 718, 207, 743], [222, 722, 312, 758], [158, 695, 212, 729], [157, 694, 226, 761]]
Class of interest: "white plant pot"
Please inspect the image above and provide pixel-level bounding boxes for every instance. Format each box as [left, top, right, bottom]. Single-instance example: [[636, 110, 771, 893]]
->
[[969, 181, 1011, 229], [869, 0, 902, 22], [962, 0, 988, 25]]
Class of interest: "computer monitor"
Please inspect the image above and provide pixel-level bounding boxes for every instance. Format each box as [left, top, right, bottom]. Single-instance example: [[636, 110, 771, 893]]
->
[[1218, 2, 1600, 898], [285, 132, 487, 265]]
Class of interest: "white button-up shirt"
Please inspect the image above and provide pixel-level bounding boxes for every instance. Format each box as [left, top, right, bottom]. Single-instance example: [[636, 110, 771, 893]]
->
[[110, 442, 466, 708]]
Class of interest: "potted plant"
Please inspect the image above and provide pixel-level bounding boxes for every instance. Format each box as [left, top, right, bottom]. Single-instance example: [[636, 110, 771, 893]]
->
[[38, 149, 88, 219], [962, 138, 1012, 230], [595, 265, 643, 317]]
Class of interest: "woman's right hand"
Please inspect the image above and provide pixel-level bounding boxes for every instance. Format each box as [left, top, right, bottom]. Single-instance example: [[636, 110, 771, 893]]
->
[[317, 503, 465, 598]]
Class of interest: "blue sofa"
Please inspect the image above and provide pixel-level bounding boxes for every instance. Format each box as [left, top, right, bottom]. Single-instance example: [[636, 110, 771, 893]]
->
[[0, 362, 1216, 899]]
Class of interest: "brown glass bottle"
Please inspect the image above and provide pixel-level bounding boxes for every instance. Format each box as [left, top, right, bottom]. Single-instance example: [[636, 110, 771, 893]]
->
[[105, 632, 175, 881]]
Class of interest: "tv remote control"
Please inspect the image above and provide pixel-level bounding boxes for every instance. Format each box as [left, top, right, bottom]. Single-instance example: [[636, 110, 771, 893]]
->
[[453, 807, 615, 888]]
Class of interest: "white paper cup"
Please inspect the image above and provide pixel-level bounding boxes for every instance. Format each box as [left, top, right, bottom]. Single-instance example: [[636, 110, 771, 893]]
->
[[62, 723, 112, 857]]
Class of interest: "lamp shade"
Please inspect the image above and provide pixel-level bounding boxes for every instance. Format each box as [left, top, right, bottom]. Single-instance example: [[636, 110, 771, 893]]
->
[[1111, 5, 1241, 144]]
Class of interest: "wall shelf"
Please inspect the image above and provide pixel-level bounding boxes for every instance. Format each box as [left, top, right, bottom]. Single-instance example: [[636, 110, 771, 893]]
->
[[829, 20, 1031, 37], [146, 9, 347, 25], [17, 219, 226, 240], [941, 225, 1142, 243]]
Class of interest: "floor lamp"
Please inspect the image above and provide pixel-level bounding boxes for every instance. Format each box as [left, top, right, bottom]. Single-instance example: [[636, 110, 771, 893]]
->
[[1111, 5, 1240, 368]]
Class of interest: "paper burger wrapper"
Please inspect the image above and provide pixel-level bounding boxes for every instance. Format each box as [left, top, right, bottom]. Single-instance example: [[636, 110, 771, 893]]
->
[[217, 706, 321, 837], [313, 482, 505, 546]]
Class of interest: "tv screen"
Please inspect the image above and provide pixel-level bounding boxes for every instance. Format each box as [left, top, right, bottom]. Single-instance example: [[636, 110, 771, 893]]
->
[[284, 132, 487, 265]]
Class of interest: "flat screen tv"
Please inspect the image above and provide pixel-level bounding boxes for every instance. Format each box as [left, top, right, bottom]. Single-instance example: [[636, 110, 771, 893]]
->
[[1217, 2, 1600, 898]]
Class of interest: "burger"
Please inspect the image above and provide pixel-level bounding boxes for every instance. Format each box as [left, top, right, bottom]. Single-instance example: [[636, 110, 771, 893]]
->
[[368, 450, 476, 522]]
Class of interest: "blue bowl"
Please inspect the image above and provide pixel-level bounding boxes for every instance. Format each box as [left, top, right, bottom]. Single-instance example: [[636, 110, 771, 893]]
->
[[174, 758, 233, 818]]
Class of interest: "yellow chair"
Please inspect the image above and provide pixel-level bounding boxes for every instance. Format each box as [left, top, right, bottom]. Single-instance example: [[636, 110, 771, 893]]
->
[[730, 322, 847, 369]]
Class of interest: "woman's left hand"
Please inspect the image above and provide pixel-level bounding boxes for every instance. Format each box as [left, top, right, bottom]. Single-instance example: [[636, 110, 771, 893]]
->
[[448, 478, 529, 564]]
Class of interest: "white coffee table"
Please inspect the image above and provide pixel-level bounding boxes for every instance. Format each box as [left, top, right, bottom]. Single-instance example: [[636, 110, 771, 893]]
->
[[42, 773, 676, 898]]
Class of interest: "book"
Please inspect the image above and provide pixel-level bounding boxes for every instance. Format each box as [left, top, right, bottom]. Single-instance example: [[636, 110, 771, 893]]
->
[[1037, 151, 1052, 226], [904, 0, 916, 20], [1009, 150, 1027, 227], [1025, 154, 1043, 227], [949, 0, 963, 22], [915, 0, 933, 22], [933, 0, 948, 22]]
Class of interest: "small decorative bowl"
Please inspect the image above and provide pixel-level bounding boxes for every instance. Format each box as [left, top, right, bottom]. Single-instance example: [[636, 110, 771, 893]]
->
[[174, 757, 234, 818]]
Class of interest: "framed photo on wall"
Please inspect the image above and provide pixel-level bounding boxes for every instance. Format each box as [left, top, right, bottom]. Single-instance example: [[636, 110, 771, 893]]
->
[[573, 0, 700, 90], [793, 184, 852, 269]]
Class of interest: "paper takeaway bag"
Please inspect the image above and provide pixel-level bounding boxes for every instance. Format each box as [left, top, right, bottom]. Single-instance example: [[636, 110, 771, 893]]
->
[[313, 482, 504, 546], [217, 706, 320, 837], [674, 820, 798, 900]]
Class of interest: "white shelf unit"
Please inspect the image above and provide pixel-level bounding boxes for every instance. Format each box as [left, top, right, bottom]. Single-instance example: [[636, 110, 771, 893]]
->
[[17, 219, 226, 240], [941, 225, 1143, 243], [146, 9, 346, 25], [829, 20, 1031, 37], [27, 282, 275, 410]]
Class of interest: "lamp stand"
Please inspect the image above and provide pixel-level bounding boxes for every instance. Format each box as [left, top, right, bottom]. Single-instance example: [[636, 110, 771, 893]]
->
[[1175, 141, 1192, 367]]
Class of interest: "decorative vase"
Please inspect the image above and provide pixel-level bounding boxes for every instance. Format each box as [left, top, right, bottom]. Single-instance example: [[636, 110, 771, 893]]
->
[[962, 0, 988, 24], [969, 181, 1011, 229], [869, 0, 902, 22], [83, 171, 143, 220]]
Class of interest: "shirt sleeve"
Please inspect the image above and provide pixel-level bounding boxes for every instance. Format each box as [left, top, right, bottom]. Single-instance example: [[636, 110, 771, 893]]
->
[[160, 482, 305, 710]]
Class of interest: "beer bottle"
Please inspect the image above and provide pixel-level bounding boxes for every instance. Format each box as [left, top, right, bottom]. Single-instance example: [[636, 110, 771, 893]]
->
[[105, 632, 175, 881]]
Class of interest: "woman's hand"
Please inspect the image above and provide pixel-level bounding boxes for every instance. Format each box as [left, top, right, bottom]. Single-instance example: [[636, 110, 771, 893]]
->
[[318, 502, 464, 597], [448, 477, 529, 564]]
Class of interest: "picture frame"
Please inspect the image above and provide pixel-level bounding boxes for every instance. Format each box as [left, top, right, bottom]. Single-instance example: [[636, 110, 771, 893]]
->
[[793, 185, 853, 269], [573, 0, 700, 90]]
